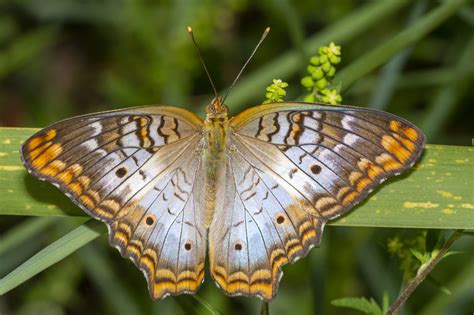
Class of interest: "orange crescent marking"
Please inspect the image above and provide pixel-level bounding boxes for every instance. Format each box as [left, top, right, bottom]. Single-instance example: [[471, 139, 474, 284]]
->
[[382, 135, 410, 163], [356, 178, 372, 192], [28, 129, 56, 151], [402, 127, 418, 142], [41, 160, 66, 177], [389, 120, 401, 132], [342, 191, 359, 205], [31, 143, 63, 170], [392, 133, 415, 151], [78, 195, 95, 208], [376, 153, 403, 171]]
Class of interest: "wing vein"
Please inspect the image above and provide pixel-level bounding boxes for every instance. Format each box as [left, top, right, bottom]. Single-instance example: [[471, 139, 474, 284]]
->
[[233, 138, 323, 216]]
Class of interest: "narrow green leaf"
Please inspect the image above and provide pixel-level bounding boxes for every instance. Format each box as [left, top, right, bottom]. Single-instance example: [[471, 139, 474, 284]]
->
[[331, 297, 382, 315], [337, 0, 467, 91], [349, 67, 472, 95], [442, 251, 463, 259], [79, 245, 142, 315], [1, 128, 474, 229], [0, 27, 57, 79], [368, 0, 428, 110], [0, 217, 58, 256], [191, 294, 223, 315], [382, 292, 390, 314], [410, 248, 429, 264], [0, 219, 104, 296], [420, 36, 474, 140]]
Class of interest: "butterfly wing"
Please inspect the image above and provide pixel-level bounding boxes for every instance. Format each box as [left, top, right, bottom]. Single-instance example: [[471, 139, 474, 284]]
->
[[21, 106, 207, 299], [209, 102, 425, 300]]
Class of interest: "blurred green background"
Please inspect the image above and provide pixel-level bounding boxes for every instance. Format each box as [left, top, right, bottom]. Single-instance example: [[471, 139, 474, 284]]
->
[[0, 0, 473, 314]]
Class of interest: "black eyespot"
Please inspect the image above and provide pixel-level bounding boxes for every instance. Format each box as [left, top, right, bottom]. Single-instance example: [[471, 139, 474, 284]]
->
[[235, 243, 242, 251], [276, 215, 285, 224], [310, 164, 321, 174], [145, 216, 154, 226], [184, 243, 192, 251], [116, 167, 127, 178]]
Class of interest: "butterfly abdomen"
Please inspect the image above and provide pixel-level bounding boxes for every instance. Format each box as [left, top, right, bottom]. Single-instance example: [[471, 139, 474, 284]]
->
[[202, 117, 230, 228]]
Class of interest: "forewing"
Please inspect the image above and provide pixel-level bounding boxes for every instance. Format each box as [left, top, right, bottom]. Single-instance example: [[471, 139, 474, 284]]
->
[[21, 106, 207, 299], [211, 102, 425, 300]]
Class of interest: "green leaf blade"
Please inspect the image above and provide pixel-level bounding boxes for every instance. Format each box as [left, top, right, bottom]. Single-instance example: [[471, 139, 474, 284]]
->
[[1, 128, 473, 229], [331, 297, 382, 315], [0, 220, 103, 296]]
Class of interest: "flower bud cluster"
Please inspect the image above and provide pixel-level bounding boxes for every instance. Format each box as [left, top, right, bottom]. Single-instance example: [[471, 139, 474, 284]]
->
[[301, 42, 342, 104]]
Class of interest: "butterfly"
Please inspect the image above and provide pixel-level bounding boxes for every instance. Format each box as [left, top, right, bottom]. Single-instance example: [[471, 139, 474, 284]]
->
[[20, 97, 425, 301]]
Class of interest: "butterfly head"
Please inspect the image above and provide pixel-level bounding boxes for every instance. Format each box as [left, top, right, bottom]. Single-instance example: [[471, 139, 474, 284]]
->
[[206, 97, 228, 120]]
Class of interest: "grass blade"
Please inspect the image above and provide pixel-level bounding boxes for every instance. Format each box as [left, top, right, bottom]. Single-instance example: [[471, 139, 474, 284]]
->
[[0, 219, 103, 296], [0, 27, 57, 79], [1, 127, 473, 229], [368, 0, 429, 110], [420, 36, 474, 140], [0, 217, 58, 256], [191, 294, 223, 315], [79, 245, 142, 315], [337, 0, 468, 92]]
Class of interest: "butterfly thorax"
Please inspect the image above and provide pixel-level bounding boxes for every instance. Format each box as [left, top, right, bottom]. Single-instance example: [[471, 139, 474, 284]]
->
[[202, 98, 230, 227]]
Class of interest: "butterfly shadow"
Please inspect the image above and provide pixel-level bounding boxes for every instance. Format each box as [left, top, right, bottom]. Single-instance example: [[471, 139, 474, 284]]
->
[[22, 172, 84, 217]]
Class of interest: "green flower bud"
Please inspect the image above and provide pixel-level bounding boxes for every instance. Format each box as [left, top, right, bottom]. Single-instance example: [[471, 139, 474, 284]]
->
[[316, 78, 327, 89], [309, 56, 320, 66], [329, 55, 341, 64], [321, 62, 331, 72], [327, 66, 336, 77], [276, 88, 286, 96], [300, 42, 342, 106], [301, 76, 314, 89], [311, 68, 324, 80]]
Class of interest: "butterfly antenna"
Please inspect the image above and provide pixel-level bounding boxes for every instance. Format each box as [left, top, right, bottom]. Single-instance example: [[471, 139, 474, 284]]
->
[[187, 26, 219, 100], [222, 26, 270, 103]]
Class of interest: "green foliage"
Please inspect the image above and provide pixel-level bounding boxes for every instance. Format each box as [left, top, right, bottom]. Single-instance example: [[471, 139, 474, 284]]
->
[[301, 42, 342, 104], [387, 232, 426, 281], [0, 220, 102, 296], [331, 292, 389, 315], [263, 79, 289, 104]]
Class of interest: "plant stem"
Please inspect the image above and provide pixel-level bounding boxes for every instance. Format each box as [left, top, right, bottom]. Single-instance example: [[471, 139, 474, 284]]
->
[[387, 229, 465, 314]]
